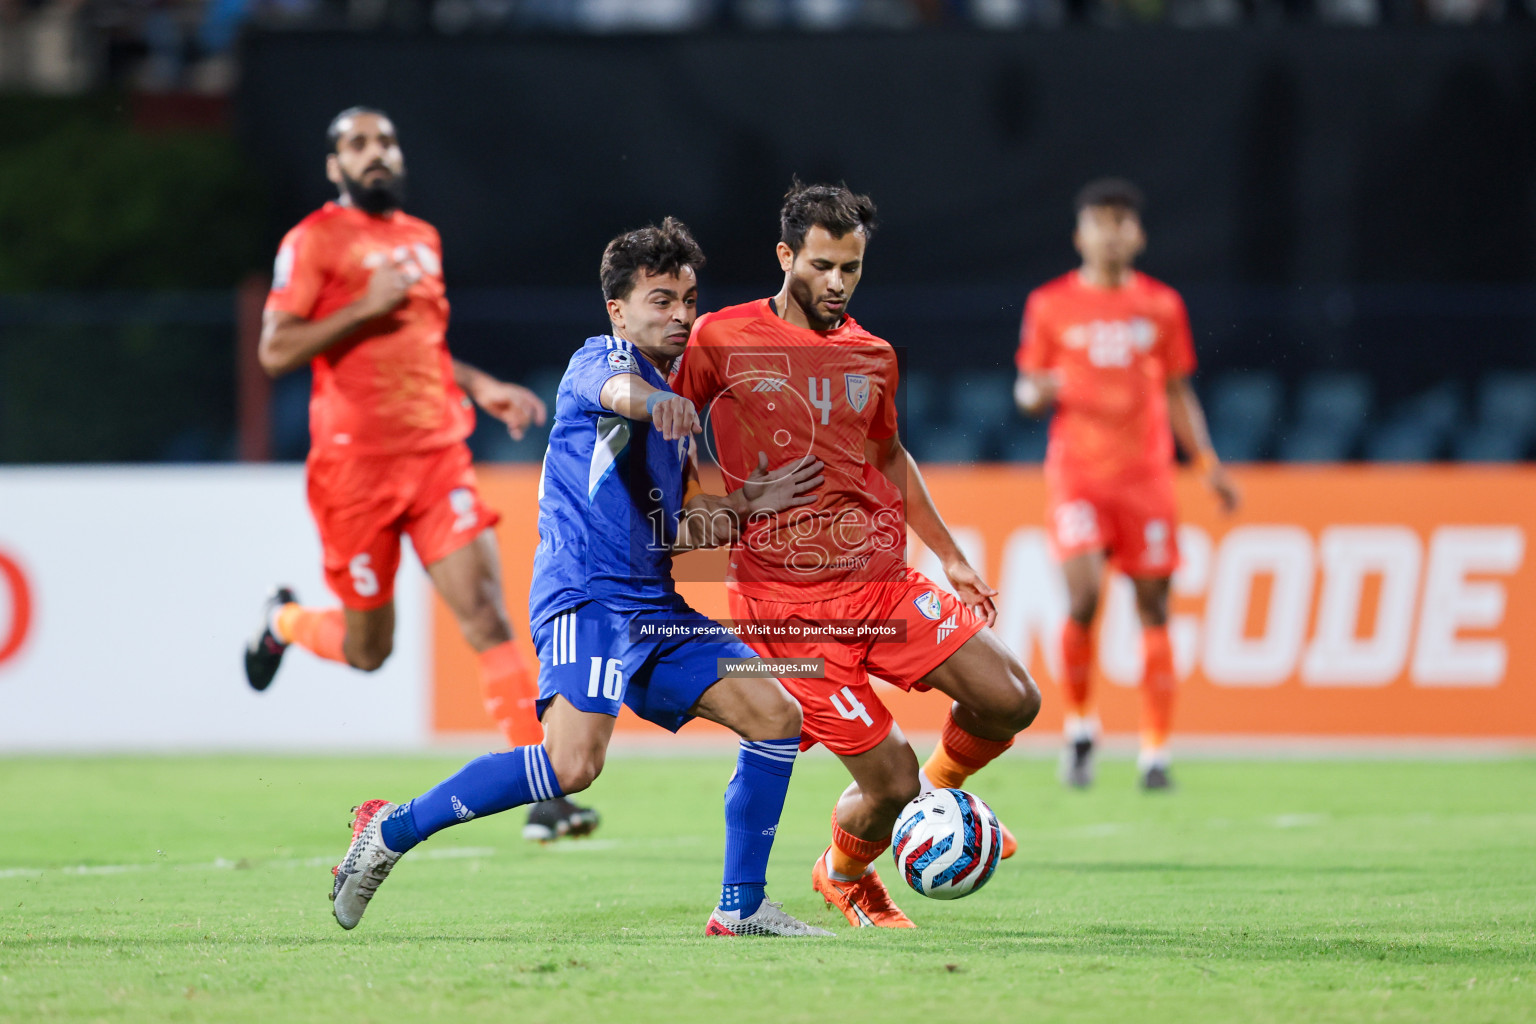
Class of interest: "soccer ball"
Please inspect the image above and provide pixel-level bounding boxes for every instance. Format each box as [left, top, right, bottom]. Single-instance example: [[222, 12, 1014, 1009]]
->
[[890, 788, 1002, 900]]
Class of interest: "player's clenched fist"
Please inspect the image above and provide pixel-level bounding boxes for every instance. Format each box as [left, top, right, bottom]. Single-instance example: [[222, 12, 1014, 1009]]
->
[[359, 257, 417, 318], [647, 392, 701, 441]]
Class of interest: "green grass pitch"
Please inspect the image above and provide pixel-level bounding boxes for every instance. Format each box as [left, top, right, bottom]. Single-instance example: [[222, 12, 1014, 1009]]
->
[[2, 752, 1533, 1023]]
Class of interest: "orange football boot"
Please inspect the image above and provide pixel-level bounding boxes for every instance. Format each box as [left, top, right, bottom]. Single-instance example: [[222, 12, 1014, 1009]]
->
[[812, 849, 916, 928], [999, 820, 1017, 859]]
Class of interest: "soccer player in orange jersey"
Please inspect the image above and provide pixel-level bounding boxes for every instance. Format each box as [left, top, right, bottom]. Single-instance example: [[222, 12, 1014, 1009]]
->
[[1015, 178, 1239, 791], [242, 107, 596, 839], [673, 181, 1041, 929]]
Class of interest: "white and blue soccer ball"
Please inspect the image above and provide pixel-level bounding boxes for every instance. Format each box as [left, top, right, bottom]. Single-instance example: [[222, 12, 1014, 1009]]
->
[[890, 788, 1003, 900]]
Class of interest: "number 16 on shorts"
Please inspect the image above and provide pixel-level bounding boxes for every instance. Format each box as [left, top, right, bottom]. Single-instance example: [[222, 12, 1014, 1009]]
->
[[587, 657, 625, 701], [830, 686, 874, 727]]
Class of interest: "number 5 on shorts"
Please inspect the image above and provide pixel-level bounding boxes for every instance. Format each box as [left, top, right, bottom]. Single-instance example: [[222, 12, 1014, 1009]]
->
[[830, 686, 874, 727], [349, 554, 379, 598]]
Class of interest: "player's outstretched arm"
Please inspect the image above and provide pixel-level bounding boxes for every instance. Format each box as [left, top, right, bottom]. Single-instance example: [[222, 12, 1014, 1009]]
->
[[257, 256, 416, 377], [1166, 376, 1240, 514], [598, 374, 701, 441], [868, 433, 999, 626], [1013, 371, 1059, 417], [453, 360, 547, 441]]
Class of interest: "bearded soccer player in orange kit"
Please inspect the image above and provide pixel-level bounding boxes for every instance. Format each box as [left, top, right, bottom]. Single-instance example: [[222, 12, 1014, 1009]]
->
[[1015, 178, 1239, 791], [242, 107, 597, 840], [673, 182, 1041, 929]]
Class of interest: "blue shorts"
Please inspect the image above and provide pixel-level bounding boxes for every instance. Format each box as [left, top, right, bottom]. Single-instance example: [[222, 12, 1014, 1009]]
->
[[533, 601, 759, 733]]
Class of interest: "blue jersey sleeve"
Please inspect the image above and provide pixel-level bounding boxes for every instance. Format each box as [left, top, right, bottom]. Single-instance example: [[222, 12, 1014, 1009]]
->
[[568, 341, 647, 416]]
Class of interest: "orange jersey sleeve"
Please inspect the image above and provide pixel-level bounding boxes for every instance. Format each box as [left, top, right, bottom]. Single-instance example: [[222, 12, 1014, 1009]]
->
[[1158, 287, 1197, 380], [265, 221, 328, 320], [1016, 288, 1056, 373], [868, 346, 899, 440]]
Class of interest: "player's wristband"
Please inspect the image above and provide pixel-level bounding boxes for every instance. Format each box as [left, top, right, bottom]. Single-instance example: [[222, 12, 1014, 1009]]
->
[[645, 391, 671, 417]]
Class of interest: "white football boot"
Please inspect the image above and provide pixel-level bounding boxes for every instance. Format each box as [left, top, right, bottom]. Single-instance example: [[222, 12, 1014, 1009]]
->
[[331, 800, 404, 930], [706, 900, 835, 937]]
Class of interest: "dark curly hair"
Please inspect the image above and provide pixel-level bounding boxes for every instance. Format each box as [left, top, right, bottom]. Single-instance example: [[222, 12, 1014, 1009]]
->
[[1074, 177, 1144, 214], [779, 179, 878, 254], [600, 217, 707, 301]]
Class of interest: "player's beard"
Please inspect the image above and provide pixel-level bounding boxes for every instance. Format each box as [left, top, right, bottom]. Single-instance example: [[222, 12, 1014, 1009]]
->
[[341, 168, 407, 214], [789, 276, 844, 331]]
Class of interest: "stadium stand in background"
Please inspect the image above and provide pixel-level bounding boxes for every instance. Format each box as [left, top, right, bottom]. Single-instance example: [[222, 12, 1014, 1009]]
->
[[0, 0, 1532, 96], [2, 8, 1534, 465]]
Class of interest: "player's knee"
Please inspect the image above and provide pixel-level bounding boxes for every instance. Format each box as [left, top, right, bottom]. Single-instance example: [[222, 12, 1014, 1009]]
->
[[754, 694, 803, 741], [1068, 589, 1100, 626], [548, 747, 604, 795], [459, 600, 512, 651], [985, 662, 1042, 735], [1008, 669, 1043, 733], [346, 638, 393, 673]]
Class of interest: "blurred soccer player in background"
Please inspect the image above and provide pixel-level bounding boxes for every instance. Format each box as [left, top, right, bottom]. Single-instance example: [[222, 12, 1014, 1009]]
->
[[673, 182, 1041, 929], [329, 219, 831, 938], [242, 106, 597, 841], [1015, 178, 1240, 791]]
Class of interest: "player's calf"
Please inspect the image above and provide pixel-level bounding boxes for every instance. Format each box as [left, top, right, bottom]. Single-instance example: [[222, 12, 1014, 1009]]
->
[[687, 677, 807, 928]]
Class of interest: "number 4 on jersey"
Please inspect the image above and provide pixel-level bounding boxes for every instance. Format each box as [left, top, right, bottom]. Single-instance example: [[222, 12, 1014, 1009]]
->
[[830, 686, 873, 727], [808, 377, 832, 425]]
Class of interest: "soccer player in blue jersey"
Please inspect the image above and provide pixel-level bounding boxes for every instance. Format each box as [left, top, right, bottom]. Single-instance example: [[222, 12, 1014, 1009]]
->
[[330, 218, 832, 937]]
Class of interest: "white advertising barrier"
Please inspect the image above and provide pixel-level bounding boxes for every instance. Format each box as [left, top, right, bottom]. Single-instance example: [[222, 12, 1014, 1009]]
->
[[0, 468, 428, 751]]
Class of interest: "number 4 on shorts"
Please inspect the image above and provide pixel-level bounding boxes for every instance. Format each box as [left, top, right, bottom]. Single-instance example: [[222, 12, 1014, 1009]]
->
[[830, 686, 874, 727]]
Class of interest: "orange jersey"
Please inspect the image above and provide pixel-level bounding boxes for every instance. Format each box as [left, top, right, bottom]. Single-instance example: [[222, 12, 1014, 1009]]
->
[[265, 202, 473, 456], [672, 299, 905, 601], [1017, 271, 1196, 486]]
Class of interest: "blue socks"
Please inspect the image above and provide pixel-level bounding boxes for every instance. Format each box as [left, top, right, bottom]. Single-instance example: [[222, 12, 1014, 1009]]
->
[[719, 737, 799, 917], [374, 734, 797, 924], [381, 745, 564, 854]]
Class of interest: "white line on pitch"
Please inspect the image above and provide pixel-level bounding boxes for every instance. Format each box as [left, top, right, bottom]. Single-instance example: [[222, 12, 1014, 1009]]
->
[[0, 846, 498, 881]]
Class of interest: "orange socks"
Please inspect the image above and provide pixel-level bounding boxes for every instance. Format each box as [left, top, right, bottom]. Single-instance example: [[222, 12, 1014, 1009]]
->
[[1061, 618, 1093, 716], [275, 604, 346, 664], [921, 709, 1015, 790], [479, 641, 543, 747], [828, 810, 890, 881], [1140, 626, 1175, 754]]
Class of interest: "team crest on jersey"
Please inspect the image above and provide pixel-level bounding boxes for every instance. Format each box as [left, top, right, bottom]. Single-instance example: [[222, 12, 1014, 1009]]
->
[[608, 349, 638, 372], [913, 590, 943, 621], [845, 373, 871, 412]]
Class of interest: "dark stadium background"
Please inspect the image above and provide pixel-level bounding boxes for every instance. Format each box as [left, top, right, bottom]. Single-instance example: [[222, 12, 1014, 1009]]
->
[[1, 11, 1533, 468]]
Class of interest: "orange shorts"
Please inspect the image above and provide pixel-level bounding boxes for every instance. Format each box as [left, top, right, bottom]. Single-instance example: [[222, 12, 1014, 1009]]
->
[[306, 441, 499, 611], [1047, 472, 1179, 578], [728, 568, 985, 756]]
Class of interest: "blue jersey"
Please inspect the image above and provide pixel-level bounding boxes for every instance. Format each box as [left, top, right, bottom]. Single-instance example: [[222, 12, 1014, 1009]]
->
[[528, 336, 693, 630]]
